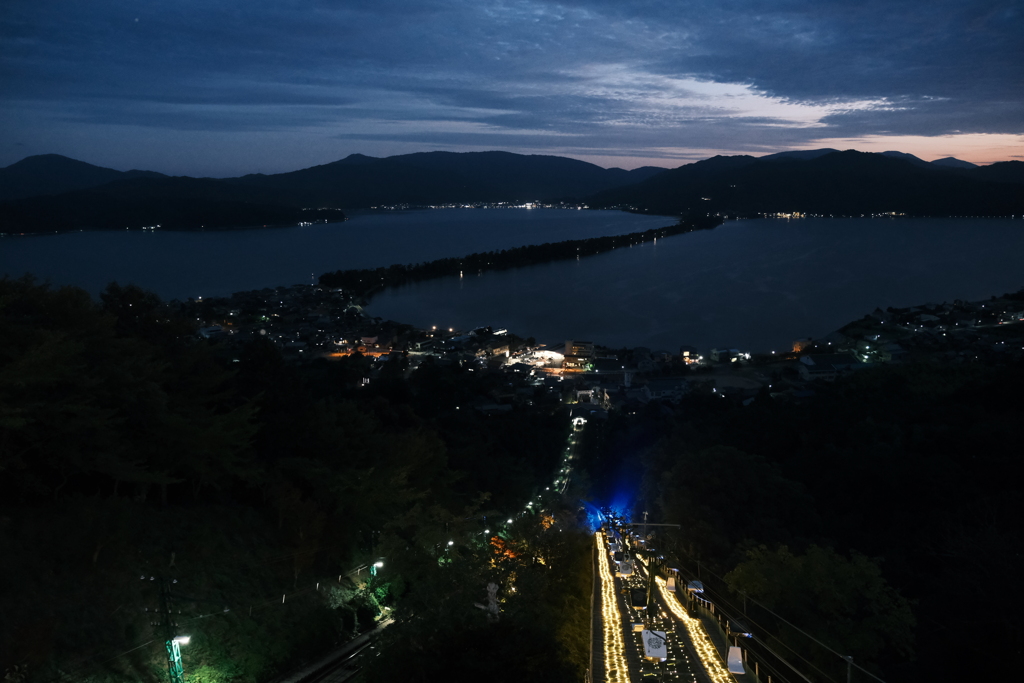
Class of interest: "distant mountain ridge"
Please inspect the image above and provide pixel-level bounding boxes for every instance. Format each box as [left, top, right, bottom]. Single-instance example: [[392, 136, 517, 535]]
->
[[760, 148, 840, 161], [590, 149, 1024, 217], [931, 156, 978, 169], [0, 154, 166, 202], [879, 150, 978, 170], [759, 148, 979, 170], [1, 149, 1022, 233], [225, 150, 665, 207], [0, 151, 666, 233]]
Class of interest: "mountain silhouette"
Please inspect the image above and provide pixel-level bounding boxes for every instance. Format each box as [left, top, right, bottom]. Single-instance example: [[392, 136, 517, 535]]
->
[[0, 151, 665, 232], [970, 160, 1024, 184], [0, 154, 166, 202], [589, 149, 1024, 217], [224, 150, 664, 206], [759, 148, 839, 162], [0, 177, 318, 233], [931, 156, 978, 169], [2, 149, 1022, 233]]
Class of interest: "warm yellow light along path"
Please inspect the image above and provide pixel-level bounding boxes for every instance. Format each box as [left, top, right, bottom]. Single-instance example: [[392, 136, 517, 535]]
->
[[655, 576, 734, 683], [596, 532, 629, 683]]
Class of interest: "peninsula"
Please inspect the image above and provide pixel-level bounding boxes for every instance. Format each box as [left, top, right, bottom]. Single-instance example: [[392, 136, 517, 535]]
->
[[319, 214, 723, 299]]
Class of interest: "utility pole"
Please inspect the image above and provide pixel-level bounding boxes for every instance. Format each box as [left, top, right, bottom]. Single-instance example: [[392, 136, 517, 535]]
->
[[160, 578, 187, 683], [145, 575, 188, 683], [844, 655, 854, 683]]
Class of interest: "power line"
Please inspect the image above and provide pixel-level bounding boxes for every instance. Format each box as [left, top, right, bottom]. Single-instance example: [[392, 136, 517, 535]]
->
[[37, 636, 158, 683], [751, 634, 837, 683], [674, 563, 831, 683], [745, 646, 802, 683], [662, 532, 889, 683], [738, 593, 888, 683], [693, 580, 840, 683], [38, 570, 372, 683], [631, 530, 821, 683], [8, 542, 370, 634], [95, 639, 157, 667]]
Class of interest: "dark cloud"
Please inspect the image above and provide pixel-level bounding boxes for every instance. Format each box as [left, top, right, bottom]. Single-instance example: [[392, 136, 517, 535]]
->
[[1, 0, 1020, 173], [819, 98, 1024, 138]]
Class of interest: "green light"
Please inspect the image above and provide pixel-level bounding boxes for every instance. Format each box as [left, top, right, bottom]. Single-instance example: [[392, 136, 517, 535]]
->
[[166, 639, 186, 683]]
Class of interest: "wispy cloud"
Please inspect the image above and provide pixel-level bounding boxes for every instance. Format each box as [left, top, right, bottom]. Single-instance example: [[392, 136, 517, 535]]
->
[[1, 0, 1020, 173]]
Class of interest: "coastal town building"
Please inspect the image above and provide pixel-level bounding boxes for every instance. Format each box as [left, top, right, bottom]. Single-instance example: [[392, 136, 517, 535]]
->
[[679, 346, 702, 365], [563, 340, 594, 372], [710, 348, 750, 363], [182, 281, 1024, 416], [797, 352, 866, 381]]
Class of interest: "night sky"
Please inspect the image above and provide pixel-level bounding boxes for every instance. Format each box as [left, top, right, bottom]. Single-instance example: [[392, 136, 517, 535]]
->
[[2, 0, 1022, 176]]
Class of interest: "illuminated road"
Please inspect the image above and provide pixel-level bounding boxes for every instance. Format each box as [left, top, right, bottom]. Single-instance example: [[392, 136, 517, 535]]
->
[[653, 575, 735, 683], [593, 529, 735, 683], [594, 531, 630, 682]]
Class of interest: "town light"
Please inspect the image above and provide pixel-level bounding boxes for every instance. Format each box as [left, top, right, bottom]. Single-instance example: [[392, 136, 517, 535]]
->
[[172, 635, 190, 645], [373, 561, 384, 568]]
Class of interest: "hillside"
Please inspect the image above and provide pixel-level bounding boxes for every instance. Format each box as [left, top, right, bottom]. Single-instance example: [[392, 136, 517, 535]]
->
[[0, 154, 166, 202], [0, 151, 665, 233], [589, 150, 1024, 216], [0, 176, 338, 233], [225, 150, 664, 206], [3, 149, 1023, 233]]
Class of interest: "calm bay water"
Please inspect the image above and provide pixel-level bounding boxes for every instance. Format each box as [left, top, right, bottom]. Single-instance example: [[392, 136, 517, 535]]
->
[[0, 208, 671, 300], [369, 217, 1024, 353], [4, 212, 1022, 353]]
